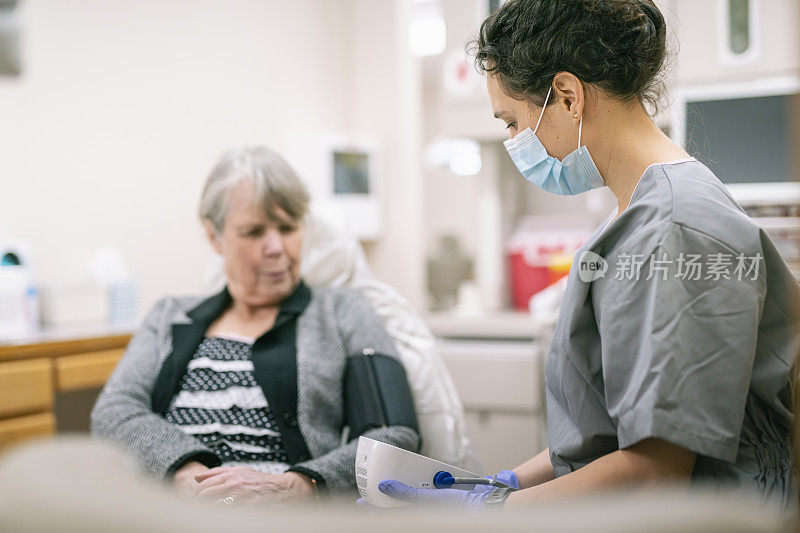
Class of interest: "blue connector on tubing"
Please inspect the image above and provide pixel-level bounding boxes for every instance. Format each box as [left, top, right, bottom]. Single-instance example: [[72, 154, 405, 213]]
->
[[433, 470, 455, 489]]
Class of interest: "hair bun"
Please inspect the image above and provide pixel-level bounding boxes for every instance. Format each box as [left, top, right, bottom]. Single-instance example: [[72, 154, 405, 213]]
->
[[637, 0, 665, 39], [470, 0, 669, 113]]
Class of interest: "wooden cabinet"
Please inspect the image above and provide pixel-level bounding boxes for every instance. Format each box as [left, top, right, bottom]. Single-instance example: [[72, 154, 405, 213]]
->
[[55, 349, 127, 392], [0, 331, 132, 453], [0, 358, 54, 418], [0, 413, 56, 449]]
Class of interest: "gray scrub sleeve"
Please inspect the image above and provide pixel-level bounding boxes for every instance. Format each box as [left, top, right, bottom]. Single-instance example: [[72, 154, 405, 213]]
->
[[598, 221, 766, 463]]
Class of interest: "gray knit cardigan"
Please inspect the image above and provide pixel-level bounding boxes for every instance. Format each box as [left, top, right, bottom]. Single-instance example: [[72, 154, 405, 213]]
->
[[90, 283, 419, 492]]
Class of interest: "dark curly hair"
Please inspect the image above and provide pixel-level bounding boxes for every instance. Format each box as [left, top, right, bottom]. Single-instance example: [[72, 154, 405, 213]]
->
[[470, 0, 668, 111]]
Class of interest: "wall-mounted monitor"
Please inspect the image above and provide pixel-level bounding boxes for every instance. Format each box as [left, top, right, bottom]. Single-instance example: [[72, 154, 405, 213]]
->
[[324, 136, 382, 241], [673, 77, 800, 205]]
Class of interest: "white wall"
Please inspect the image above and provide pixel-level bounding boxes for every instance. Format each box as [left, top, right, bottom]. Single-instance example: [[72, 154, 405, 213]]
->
[[0, 0, 353, 314], [346, 0, 427, 309], [672, 0, 800, 86]]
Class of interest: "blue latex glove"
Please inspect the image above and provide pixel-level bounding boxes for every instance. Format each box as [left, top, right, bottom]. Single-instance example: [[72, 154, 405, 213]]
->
[[378, 470, 519, 511], [377, 480, 496, 511], [357, 471, 519, 511], [472, 470, 520, 492]]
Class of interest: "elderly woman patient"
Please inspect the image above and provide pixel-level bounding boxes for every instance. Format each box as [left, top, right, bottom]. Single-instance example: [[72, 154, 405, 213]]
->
[[91, 146, 419, 505]]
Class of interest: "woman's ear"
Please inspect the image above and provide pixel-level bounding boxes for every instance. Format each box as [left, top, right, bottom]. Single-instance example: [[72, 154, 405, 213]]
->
[[552, 71, 585, 117], [203, 219, 223, 255]]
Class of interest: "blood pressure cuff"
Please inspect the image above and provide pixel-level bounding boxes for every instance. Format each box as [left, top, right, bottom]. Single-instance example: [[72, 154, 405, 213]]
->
[[344, 352, 418, 439]]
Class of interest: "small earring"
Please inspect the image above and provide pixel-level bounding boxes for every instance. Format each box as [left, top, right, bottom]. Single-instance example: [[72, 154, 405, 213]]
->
[[572, 113, 579, 119]]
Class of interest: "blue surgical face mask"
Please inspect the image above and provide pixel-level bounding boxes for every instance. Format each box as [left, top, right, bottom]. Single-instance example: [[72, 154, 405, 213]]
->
[[503, 86, 605, 195]]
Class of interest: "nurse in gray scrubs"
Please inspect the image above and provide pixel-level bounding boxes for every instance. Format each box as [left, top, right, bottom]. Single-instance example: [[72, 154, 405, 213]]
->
[[378, 0, 800, 511]]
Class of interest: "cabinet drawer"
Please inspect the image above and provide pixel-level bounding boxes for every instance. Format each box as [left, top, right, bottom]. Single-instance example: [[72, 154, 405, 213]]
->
[[465, 411, 542, 474], [0, 359, 54, 418], [55, 349, 125, 391], [439, 340, 543, 412], [0, 412, 56, 452]]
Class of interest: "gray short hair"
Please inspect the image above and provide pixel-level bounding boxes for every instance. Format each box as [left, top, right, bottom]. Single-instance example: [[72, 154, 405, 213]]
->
[[199, 146, 310, 232]]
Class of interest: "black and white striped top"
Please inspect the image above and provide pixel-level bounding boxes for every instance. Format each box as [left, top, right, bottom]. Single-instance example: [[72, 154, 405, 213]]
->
[[164, 335, 290, 474]]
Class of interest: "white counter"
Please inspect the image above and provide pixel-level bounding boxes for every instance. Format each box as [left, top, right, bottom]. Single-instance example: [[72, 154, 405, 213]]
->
[[424, 310, 538, 340]]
